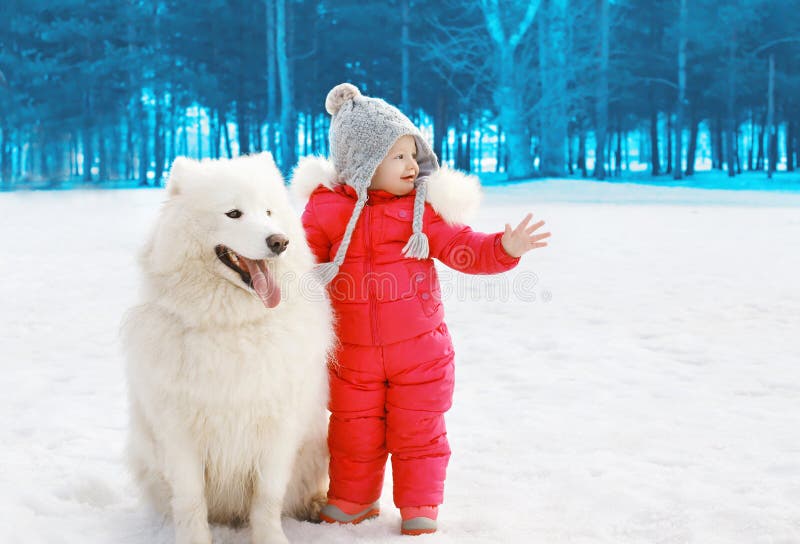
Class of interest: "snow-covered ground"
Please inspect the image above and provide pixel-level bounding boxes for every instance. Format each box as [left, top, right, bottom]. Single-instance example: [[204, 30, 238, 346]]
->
[[2, 180, 799, 543]]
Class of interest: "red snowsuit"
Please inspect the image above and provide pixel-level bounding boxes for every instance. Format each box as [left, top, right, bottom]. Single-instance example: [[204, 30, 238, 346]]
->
[[301, 181, 520, 508]]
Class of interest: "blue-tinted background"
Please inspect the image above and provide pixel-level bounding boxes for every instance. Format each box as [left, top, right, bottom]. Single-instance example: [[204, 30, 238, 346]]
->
[[1, 0, 799, 190]]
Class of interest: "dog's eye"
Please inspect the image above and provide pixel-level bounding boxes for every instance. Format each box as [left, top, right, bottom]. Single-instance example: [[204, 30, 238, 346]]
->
[[266, 209, 272, 216], [225, 209, 243, 219]]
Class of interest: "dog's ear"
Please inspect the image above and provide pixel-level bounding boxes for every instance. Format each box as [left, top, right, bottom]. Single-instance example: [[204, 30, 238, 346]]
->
[[255, 151, 278, 169], [167, 156, 196, 197], [253, 151, 284, 185]]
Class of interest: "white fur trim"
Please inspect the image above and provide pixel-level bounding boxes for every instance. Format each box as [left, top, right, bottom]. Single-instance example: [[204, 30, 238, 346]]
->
[[424, 165, 482, 225], [290, 156, 339, 202], [290, 157, 482, 225]]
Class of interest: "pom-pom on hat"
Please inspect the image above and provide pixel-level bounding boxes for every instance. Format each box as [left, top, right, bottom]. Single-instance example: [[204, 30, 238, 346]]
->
[[314, 83, 440, 285]]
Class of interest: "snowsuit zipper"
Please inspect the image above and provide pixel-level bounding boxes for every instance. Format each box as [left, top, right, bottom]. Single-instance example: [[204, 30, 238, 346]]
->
[[365, 204, 381, 345]]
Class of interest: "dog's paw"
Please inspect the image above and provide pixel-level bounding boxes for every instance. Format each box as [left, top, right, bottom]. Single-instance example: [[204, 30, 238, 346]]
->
[[307, 493, 327, 522]]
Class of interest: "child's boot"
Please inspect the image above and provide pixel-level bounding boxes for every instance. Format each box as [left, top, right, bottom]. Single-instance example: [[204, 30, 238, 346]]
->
[[319, 498, 380, 524], [400, 506, 438, 536]]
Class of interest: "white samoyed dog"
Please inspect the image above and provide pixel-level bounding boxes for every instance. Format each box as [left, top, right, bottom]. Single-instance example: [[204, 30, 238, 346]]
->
[[121, 153, 334, 544]]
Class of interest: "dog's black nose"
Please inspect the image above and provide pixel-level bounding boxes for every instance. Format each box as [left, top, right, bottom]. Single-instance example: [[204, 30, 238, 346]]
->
[[267, 234, 289, 255]]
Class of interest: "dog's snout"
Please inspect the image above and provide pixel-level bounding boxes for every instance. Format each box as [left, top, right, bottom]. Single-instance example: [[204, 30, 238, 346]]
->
[[267, 234, 289, 255]]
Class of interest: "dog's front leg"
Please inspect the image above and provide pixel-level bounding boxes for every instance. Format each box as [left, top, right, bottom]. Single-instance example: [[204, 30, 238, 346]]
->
[[162, 430, 212, 544], [249, 427, 299, 544]]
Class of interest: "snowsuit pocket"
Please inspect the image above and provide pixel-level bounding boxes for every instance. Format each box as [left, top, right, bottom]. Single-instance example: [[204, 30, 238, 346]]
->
[[405, 260, 441, 318]]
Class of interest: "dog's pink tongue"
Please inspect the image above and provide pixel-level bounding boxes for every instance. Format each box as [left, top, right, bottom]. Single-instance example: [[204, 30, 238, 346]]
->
[[243, 258, 281, 308]]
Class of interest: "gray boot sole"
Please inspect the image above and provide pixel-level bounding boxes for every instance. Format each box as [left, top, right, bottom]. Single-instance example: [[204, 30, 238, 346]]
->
[[319, 501, 380, 524], [401, 516, 437, 535]]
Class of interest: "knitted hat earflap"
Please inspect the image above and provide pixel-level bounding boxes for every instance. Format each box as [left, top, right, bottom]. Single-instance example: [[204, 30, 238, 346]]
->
[[313, 183, 368, 285], [401, 176, 429, 259]]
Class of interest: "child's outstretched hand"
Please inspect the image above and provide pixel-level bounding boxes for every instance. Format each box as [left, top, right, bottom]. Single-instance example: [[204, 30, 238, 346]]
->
[[501, 213, 551, 258]]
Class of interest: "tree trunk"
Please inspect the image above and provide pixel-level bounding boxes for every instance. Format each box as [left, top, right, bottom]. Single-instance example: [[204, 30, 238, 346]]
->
[[666, 112, 673, 175], [266, 0, 277, 155], [168, 98, 176, 166], [567, 131, 574, 175], [311, 112, 318, 154], [624, 127, 631, 172], [71, 130, 79, 178], [254, 111, 263, 153], [196, 107, 204, 159], [39, 135, 49, 182], [154, 95, 165, 185], [593, 0, 609, 179], [476, 127, 483, 173], [221, 111, 233, 159], [276, 0, 296, 174], [464, 117, 472, 172], [211, 110, 219, 159], [455, 132, 463, 171], [306, 112, 313, 156], [726, 35, 736, 178], [578, 130, 587, 177], [434, 93, 447, 163], [767, 53, 776, 178], [0, 125, 7, 184], [756, 114, 765, 170], [649, 96, 660, 176], [674, 0, 687, 179], [138, 102, 149, 186], [400, 0, 410, 114], [539, 0, 568, 177], [734, 129, 742, 174], [796, 117, 800, 172], [712, 116, 722, 169], [236, 99, 249, 156], [615, 124, 622, 177], [495, 126, 502, 173], [788, 120, 796, 172], [83, 90, 94, 183], [747, 110, 755, 171], [480, 1, 539, 179], [686, 113, 699, 176], [98, 121, 109, 182], [210, 109, 219, 159], [126, 100, 135, 179], [594, 0, 610, 180], [497, 47, 533, 178]]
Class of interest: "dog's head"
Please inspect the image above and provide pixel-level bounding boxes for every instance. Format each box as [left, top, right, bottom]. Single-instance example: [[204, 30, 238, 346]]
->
[[142, 152, 299, 309]]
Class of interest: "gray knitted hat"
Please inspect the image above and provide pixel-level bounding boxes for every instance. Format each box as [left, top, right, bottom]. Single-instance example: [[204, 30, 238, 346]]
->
[[315, 83, 439, 285]]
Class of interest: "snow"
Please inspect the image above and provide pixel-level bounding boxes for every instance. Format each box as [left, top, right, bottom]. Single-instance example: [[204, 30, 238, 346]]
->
[[2, 180, 799, 543]]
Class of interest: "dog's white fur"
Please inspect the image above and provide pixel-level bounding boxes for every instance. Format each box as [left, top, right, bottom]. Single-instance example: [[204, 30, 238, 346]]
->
[[122, 152, 334, 544], [291, 155, 482, 225]]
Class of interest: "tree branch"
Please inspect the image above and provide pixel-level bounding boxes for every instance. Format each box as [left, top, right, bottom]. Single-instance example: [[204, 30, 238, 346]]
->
[[749, 36, 800, 56], [641, 77, 678, 90], [508, 0, 541, 49], [479, 0, 505, 45]]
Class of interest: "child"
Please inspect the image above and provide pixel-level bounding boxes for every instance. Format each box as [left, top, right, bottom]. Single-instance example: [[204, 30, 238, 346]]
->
[[292, 83, 550, 535]]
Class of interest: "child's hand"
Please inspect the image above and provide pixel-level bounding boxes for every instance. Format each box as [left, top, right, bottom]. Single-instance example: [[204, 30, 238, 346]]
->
[[501, 213, 551, 258]]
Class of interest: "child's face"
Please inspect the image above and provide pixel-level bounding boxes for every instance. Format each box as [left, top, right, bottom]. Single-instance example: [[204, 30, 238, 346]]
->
[[369, 135, 419, 195]]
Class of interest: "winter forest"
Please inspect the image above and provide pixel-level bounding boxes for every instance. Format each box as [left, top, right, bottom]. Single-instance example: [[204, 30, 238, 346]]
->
[[1, 0, 800, 189]]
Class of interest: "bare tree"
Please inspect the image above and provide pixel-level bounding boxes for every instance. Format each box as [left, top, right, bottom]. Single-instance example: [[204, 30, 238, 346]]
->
[[265, 0, 277, 155], [538, 0, 568, 177], [595, 0, 609, 179], [400, 0, 411, 114], [479, 0, 540, 178], [674, 0, 687, 180], [276, 0, 296, 172]]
